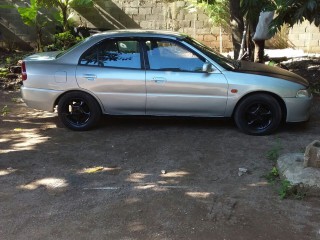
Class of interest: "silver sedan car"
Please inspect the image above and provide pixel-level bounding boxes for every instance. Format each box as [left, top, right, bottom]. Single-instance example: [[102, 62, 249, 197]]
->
[[21, 30, 312, 135]]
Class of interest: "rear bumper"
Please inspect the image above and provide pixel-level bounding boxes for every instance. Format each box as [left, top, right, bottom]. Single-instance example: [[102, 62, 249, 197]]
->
[[284, 95, 313, 122], [21, 86, 63, 112]]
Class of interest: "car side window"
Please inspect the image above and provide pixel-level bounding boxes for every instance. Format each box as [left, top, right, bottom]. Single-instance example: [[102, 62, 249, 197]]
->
[[145, 40, 205, 72], [79, 40, 141, 69]]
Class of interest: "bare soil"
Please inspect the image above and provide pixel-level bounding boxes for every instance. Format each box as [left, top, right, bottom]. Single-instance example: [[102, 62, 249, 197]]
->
[[1, 58, 320, 239]]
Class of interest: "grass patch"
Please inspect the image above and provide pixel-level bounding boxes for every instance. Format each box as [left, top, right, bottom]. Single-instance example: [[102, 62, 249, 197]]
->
[[265, 140, 306, 200], [266, 139, 282, 162]]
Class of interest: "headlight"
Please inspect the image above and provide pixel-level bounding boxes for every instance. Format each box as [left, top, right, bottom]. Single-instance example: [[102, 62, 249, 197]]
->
[[296, 89, 311, 98]]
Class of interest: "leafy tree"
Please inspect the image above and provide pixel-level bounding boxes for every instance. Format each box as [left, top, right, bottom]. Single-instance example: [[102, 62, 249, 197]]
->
[[241, 0, 275, 62], [270, 0, 320, 34], [17, 0, 48, 51], [36, 0, 93, 31], [244, 0, 320, 62], [187, 0, 320, 62], [0, 0, 50, 51], [188, 0, 244, 58], [46, 31, 82, 51], [188, 0, 230, 31]]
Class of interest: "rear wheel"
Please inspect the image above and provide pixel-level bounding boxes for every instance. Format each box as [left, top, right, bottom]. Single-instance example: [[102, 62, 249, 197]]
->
[[234, 94, 282, 135], [58, 92, 101, 131]]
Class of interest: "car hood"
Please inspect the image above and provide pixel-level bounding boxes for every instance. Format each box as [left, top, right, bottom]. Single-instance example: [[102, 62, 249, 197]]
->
[[24, 51, 62, 61], [234, 61, 309, 87]]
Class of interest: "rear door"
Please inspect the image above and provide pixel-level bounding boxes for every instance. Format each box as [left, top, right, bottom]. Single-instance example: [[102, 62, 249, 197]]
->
[[76, 38, 146, 115]]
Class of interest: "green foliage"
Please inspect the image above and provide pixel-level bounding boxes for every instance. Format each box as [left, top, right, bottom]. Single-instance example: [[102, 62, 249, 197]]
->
[[5, 57, 12, 65], [36, 0, 93, 31], [278, 180, 307, 200], [263, 140, 308, 200], [265, 166, 279, 183], [0, 68, 9, 78], [17, 0, 44, 27], [69, 0, 93, 8], [266, 139, 282, 162], [270, 0, 320, 35], [46, 31, 82, 51], [241, 0, 275, 27], [14, 0, 51, 51], [264, 168, 307, 200], [187, 0, 230, 31], [279, 180, 292, 199], [37, 0, 93, 7]]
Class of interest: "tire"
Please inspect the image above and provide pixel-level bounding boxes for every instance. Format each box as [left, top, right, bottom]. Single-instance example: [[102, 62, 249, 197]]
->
[[58, 91, 101, 131], [234, 94, 282, 135]]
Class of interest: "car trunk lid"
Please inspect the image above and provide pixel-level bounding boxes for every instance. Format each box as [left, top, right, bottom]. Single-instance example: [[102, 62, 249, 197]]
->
[[24, 51, 62, 61]]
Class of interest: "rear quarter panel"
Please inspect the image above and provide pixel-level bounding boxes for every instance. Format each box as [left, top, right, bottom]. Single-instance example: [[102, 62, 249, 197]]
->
[[23, 61, 79, 91]]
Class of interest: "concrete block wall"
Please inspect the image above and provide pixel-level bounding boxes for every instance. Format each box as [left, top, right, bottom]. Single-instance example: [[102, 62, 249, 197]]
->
[[72, 0, 234, 52], [287, 21, 320, 53], [1, 0, 320, 53]]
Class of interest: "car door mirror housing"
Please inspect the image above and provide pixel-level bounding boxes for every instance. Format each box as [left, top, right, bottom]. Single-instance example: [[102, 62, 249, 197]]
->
[[202, 62, 214, 73]]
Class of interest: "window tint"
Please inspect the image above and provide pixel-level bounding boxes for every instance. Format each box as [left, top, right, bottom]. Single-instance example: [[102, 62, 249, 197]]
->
[[146, 40, 204, 72], [79, 40, 141, 69]]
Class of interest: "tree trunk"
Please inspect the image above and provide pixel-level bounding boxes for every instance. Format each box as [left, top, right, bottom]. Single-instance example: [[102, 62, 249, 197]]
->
[[253, 40, 265, 63], [62, 6, 68, 31], [229, 0, 244, 60]]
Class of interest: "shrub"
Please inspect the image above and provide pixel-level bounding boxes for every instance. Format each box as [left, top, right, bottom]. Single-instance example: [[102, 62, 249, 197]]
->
[[46, 31, 82, 51]]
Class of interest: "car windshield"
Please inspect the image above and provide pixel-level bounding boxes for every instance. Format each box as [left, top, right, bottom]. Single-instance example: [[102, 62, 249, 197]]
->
[[184, 37, 235, 70], [56, 37, 91, 58]]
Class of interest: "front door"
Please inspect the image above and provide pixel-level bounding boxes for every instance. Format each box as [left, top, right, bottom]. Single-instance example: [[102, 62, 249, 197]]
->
[[144, 39, 228, 117]]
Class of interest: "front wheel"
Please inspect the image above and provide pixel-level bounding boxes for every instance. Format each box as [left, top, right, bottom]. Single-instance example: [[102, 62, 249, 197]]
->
[[58, 92, 101, 131], [234, 94, 282, 135]]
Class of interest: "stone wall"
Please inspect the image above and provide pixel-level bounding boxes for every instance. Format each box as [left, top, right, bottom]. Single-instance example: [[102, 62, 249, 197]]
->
[[1, 0, 320, 53], [73, 0, 233, 52], [287, 21, 320, 53]]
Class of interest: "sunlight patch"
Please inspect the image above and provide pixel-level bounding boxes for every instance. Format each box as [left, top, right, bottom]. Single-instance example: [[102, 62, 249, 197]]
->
[[78, 166, 121, 174], [128, 221, 145, 232], [134, 184, 156, 190], [19, 177, 68, 190], [1, 129, 49, 153], [160, 171, 190, 178], [126, 173, 151, 183], [0, 168, 17, 176], [0, 138, 9, 143], [185, 191, 212, 199], [247, 181, 269, 187]]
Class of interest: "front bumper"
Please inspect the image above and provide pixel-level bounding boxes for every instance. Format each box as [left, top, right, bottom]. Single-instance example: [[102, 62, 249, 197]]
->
[[284, 95, 313, 122], [21, 86, 63, 112]]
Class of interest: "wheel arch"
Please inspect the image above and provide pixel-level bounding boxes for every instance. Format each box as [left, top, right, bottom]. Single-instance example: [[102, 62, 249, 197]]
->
[[54, 90, 104, 114], [232, 91, 287, 122]]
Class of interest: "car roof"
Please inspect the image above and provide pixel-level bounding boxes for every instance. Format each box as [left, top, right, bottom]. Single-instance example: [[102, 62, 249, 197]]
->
[[91, 29, 187, 40]]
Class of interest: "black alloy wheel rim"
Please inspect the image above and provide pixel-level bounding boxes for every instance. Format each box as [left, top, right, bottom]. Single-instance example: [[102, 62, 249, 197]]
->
[[245, 103, 273, 131], [64, 98, 91, 126]]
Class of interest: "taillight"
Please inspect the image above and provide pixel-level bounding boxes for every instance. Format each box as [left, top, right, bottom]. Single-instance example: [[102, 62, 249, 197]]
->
[[21, 61, 27, 81]]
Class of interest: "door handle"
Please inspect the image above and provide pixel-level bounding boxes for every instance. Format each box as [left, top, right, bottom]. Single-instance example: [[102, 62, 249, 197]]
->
[[83, 74, 96, 81], [152, 77, 166, 83]]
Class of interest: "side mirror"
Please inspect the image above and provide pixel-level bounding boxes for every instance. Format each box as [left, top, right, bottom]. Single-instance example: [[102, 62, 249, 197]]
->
[[202, 62, 214, 73]]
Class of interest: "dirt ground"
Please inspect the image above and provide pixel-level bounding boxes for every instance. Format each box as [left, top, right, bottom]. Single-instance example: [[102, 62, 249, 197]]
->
[[1, 87, 320, 240]]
